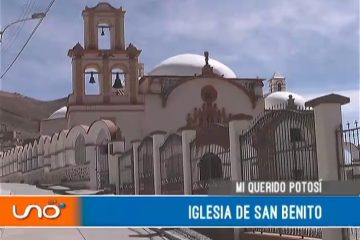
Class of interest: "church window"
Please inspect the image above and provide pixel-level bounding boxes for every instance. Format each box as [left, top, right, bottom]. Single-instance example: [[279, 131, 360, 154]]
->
[[277, 82, 282, 91], [199, 153, 223, 181]]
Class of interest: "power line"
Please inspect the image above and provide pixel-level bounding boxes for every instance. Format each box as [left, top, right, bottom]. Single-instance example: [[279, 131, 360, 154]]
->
[[2, 0, 34, 52], [0, 0, 57, 79]]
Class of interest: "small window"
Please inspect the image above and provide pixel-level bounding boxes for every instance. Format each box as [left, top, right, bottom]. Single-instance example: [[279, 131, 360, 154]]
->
[[277, 82, 282, 91], [290, 128, 302, 142]]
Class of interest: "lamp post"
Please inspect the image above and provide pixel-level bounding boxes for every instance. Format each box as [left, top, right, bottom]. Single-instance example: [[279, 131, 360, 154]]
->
[[0, 12, 46, 43]]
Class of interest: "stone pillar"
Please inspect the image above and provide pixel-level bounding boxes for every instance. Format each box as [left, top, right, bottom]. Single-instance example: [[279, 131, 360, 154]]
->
[[102, 55, 111, 103], [305, 94, 350, 180], [132, 140, 140, 195], [108, 140, 125, 194], [305, 93, 350, 240], [126, 44, 141, 104], [181, 128, 196, 195], [151, 131, 166, 195], [114, 10, 125, 50], [229, 114, 253, 181], [228, 114, 252, 240]]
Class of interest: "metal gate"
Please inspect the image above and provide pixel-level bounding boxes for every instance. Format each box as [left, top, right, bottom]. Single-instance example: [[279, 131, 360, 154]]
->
[[118, 148, 134, 194], [336, 121, 360, 240], [190, 125, 231, 194], [239, 109, 318, 181], [160, 134, 183, 195], [336, 121, 360, 181], [138, 136, 154, 195], [96, 143, 109, 189]]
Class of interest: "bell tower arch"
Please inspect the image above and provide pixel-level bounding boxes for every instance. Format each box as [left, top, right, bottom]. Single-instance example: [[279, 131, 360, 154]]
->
[[82, 3, 125, 50], [67, 2, 143, 108]]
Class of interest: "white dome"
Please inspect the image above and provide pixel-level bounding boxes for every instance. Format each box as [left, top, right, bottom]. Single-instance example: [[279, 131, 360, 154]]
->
[[149, 53, 237, 78], [265, 91, 306, 109], [48, 106, 67, 119]]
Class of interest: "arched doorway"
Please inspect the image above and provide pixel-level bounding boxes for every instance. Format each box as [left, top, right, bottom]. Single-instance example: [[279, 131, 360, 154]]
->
[[96, 130, 109, 189], [199, 153, 223, 181]]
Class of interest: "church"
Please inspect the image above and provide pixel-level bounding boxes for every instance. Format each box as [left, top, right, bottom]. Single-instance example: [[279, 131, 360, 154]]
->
[[1, 3, 358, 240], [0, 2, 354, 199]]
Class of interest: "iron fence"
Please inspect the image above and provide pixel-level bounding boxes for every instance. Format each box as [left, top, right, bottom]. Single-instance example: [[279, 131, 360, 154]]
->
[[344, 228, 360, 240], [246, 228, 322, 239], [119, 148, 134, 195], [336, 121, 360, 240], [190, 125, 231, 194], [138, 136, 154, 194], [239, 109, 318, 181], [96, 144, 109, 189], [160, 134, 184, 195], [336, 121, 360, 181]]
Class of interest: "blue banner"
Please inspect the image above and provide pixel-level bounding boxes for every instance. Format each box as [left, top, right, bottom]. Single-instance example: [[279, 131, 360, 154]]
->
[[80, 196, 360, 227]]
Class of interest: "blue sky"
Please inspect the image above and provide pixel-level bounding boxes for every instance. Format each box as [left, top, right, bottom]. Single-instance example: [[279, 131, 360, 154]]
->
[[0, 0, 359, 122]]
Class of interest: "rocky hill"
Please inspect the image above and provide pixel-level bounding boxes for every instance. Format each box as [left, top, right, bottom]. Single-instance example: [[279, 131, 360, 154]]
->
[[0, 91, 67, 139]]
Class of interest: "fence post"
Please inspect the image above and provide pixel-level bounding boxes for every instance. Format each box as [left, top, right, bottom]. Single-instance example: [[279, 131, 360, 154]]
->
[[151, 131, 166, 195], [181, 128, 196, 195], [228, 114, 252, 240], [229, 114, 253, 181], [305, 93, 350, 240], [131, 140, 141, 195]]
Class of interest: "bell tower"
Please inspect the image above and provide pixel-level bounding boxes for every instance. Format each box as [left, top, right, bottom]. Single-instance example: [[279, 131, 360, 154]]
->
[[67, 2, 143, 108], [269, 72, 286, 93]]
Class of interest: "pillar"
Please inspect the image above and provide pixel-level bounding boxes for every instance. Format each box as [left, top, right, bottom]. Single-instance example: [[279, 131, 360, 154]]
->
[[228, 114, 252, 240], [305, 93, 350, 240], [229, 114, 253, 181], [108, 140, 125, 194], [126, 44, 141, 104], [132, 140, 140, 195], [152, 131, 166, 195], [181, 128, 196, 195]]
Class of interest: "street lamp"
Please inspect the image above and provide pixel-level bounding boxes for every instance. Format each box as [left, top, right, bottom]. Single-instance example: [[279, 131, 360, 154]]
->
[[0, 12, 46, 43]]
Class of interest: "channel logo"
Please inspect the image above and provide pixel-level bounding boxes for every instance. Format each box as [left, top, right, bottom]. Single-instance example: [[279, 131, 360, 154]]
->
[[12, 200, 66, 220], [0, 196, 79, 226]]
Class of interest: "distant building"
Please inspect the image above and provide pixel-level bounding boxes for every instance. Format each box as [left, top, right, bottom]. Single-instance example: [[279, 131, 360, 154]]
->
[[0, 124, 21, 152]]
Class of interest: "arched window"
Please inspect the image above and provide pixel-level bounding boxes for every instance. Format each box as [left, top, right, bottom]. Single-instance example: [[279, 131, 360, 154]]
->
[[75, 135, 86, 165], [111, 68, 126, 95], [199, 153, 222, 181], [98, 23, 111, 49], [277, 82, 282, 91], [84, 68, 100, 95]]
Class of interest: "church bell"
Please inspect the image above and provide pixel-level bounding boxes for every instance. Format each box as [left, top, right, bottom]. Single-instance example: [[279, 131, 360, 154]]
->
[[89, 72, 96, 84], [112, 72, 123, 89]]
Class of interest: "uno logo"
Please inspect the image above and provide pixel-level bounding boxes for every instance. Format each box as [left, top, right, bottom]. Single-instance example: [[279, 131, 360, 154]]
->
[[12, 200, 66, 220]]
